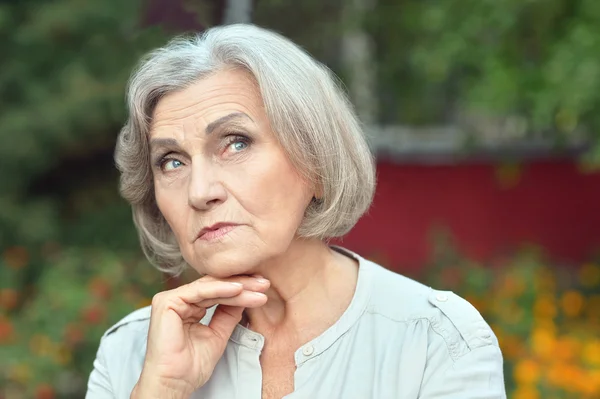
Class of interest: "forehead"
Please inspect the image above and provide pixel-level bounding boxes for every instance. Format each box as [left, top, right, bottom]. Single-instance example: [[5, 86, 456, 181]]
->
[[150, 68, 264, 131]]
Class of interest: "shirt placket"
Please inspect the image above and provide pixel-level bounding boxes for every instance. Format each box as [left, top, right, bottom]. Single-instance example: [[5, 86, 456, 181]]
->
[[235, 328, 265, 399]]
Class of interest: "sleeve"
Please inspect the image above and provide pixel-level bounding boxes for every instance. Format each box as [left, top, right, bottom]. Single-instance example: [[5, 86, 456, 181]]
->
[[418, 290, 507, 399], [418, 343, 506, 398], [85, 336, 115, 399]]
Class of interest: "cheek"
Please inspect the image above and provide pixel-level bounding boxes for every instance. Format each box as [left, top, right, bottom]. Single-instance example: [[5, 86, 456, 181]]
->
[[154, 180, 189, 241], [235, 152, 312, 226]]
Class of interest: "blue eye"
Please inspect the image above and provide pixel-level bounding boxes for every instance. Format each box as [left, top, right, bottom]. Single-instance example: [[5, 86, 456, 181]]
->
[[230, 140, 248, 152], [163, 159, 182, 171]]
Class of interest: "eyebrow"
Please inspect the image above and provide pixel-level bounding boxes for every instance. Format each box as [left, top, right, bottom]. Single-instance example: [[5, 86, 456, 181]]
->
[[205, 112, 253, 135], [149, 137, 179, 151], [149, 112, 253, 150]]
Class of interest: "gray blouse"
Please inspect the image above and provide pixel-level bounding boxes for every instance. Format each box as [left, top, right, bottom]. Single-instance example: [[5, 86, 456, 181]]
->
[[86, 248, 506, 398]]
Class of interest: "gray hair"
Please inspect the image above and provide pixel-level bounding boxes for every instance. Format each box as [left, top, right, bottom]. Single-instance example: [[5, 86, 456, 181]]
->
[[115, 24, 376, 275]]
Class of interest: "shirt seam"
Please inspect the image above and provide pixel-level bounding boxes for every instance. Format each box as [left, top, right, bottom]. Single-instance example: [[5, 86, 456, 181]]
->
[[365, 310, 471, 362], [105, 316, 151, 337]]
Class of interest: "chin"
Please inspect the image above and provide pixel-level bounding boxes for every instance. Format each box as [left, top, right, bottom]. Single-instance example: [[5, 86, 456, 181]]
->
[[186, 245, 263, 278]]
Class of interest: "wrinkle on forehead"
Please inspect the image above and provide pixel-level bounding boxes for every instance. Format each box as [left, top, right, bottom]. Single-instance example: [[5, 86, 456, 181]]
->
[[149, 69, 264, 136]]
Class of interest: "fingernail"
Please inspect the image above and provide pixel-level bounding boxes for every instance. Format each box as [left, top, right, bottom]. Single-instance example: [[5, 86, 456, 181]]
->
[[230, 282, 243, 287], [251, 291, 267, 297], [255, 278, 269, 284]]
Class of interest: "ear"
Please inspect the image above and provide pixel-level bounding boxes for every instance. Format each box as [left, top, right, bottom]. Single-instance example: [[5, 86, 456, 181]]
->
[[313, 181, 324, 200]]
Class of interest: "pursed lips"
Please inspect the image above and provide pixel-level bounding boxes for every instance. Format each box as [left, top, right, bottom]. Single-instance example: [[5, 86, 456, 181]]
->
[[195, 222, 240, 241]]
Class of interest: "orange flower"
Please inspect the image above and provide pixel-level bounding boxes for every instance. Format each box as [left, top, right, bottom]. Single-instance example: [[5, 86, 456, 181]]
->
[[546, 363, 566, 387], [514, 359, 541, 385], [531, 328, 555, 360], [561, 290, 584, 318], [35, 383, 55, 399], [589, 369, 600, 395], [82, 304, 107, 325], [0, 288, 18, 311], [552, 364, 587, 392], [63, 323, 85, 347], [534, 295, 557, 319], [533, 318, 556, 335], [501, 274, 526, 296], [88, 277, 112, 300], [2, 246, 29, 269], [0, 317, 14, 344], [500, 335, 524, 359], [554, 337, 580, 362], [512, 385, 540, 399]]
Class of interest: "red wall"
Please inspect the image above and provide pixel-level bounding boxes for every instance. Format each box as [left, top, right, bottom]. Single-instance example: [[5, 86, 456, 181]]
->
[[333, 160, 600, 270]]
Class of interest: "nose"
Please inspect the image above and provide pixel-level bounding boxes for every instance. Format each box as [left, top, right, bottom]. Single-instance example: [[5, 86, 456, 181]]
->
[[187, 157, 227, 211]]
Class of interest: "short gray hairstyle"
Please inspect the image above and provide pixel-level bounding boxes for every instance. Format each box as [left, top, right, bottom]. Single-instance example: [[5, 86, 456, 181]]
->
[[115, 24, 376, 275]]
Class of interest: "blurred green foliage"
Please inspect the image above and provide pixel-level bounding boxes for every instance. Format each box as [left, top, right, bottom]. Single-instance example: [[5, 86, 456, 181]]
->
[[1, 0, 600, 398], [0, 0, 165, 250], [367, 0, 600, 162]]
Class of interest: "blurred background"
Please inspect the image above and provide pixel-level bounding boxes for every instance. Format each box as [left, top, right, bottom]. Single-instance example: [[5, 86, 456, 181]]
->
[[1, 0, 599, 398]]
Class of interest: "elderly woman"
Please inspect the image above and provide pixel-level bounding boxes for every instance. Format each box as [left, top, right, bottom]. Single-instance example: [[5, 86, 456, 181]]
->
[[86, 24, 505, 399]]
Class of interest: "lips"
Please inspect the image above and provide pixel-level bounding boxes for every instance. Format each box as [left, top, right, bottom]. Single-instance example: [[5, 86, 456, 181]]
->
[[197, 223, 240, 241]]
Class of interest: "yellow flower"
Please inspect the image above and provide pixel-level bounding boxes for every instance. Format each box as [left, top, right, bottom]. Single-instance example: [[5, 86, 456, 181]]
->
[[29, 334, 55, 357], [512, 385, 540, 399], [534, 295, 557, 319], [561, 290, 585, 317], [582, 340, 600, 366], [579, 263, 600, 288], [531, 328, 555, 360], [514, 359, 541, 385], [8, 363, 31, 384], [53, 344, 72, 366]]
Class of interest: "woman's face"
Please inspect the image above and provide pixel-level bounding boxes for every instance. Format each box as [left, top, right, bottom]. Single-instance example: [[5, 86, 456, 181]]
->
[[149, 68, 314, 277]]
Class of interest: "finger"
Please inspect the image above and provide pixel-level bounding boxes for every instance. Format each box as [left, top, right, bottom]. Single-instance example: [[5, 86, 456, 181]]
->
[[208, 305, 245, 342], [174, 280, 245, 304], [200, 275, 270, 293], [152, 281, 243, 321], [196, 290, 268, 309], [180, 305, 208, 324]]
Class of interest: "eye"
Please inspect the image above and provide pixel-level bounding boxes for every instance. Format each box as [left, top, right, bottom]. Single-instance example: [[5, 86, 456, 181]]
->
[[225, 136, 251, 153], [162, 158, 183, 171], [230, 140, 248, 152]]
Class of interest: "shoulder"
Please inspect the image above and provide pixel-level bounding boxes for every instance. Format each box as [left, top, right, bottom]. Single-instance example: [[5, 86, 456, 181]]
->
[[103, 306, 152, 339], [95, 306, 152, 371], [361, 257, 499, 360]]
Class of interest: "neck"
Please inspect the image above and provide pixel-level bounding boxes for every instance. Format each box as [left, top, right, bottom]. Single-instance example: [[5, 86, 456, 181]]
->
[[244, 239, 358, 339]]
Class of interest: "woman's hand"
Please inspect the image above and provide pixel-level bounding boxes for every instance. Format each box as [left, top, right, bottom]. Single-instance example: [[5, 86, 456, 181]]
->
[[131, 275, 269, 399]]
